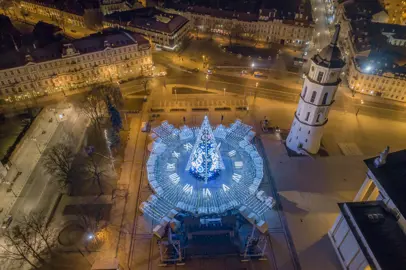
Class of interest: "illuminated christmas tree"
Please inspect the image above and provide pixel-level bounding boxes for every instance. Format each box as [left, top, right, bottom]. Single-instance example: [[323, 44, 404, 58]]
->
[[186, 116, 224, 183]]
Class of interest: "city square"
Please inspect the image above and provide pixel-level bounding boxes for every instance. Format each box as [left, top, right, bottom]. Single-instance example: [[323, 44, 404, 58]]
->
[[0, 0, 406, 269]]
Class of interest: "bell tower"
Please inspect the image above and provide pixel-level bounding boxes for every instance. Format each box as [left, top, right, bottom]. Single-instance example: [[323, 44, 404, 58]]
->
[[286, 24, 345, 154]]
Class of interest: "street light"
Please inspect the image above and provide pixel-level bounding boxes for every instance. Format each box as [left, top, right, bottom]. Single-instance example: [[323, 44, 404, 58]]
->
[[205, 74, 209, 90], [223, 88, 226, 96], [87, 233, 94, 240]]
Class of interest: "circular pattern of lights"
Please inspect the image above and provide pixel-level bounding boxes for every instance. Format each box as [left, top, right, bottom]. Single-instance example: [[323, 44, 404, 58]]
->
[[144, 116, 275, 220]]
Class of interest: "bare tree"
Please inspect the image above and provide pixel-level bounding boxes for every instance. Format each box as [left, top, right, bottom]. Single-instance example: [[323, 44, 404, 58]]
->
[[91, 83, 123, 109], [43, 143, 76, 191], [19, 211, 56, 255], [0, 228, 39, 269], [85, 155, 107, 195], [0, 223, 50, 269], [81, 92, 105, 128]]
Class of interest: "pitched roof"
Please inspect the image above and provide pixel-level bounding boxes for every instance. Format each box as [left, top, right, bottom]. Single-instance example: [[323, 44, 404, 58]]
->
[[105, 8, 189, 34]]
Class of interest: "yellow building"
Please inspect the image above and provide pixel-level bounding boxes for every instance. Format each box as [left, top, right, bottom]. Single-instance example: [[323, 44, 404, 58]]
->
[[0, 29, 153, 102]]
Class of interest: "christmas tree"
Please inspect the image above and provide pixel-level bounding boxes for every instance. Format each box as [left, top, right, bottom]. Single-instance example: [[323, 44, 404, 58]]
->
[[186, 116, 224, 183]]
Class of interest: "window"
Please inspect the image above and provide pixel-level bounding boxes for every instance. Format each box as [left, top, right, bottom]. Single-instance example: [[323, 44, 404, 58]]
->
[[322, 93, 328, 105], [311, 66, 315, 72], [310, 91, 317, 103], [302, 86, 307, 98], [317, 71, 324, 82], [305, 112, 310, 121], [316, 114, 321, 122]]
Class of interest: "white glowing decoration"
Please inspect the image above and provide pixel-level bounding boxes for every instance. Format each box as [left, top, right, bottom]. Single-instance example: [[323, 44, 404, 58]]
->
[[166, 163, 175, 171], [183, 184, 193, 194], [203, 188, 211, 198], [169, 173, 180, 184], [172, 151, 180, 158], [232, 173, 242, 183], [222, 184, 230, 192], [234, 161, 243, 169], [185, 116, 224, 183], [228, 150, 236, 157], [184, 143, 193, 151]]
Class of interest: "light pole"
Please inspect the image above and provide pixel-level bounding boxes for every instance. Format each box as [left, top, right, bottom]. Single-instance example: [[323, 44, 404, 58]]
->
[[251, 63, 255, 72], [205, 74, 209, 90], [175, 88, 178, 102], [223, 88, 226, 96], [254, 82, 259, 101]]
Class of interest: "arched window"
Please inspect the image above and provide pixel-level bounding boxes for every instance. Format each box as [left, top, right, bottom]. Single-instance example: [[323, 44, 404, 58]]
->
[[316, 113, 321, 123], [310, 91, 317, 103], [322, 92, 328, 105], [302, 86, 308, 98], [305, 112, 310, 121]]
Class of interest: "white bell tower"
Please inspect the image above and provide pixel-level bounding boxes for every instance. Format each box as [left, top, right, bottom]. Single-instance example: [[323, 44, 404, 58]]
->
[[286, 24, 345, 154]]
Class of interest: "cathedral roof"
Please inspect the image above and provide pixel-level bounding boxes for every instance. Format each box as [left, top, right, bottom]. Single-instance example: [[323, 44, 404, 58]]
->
[[312, 24, 345, 69]]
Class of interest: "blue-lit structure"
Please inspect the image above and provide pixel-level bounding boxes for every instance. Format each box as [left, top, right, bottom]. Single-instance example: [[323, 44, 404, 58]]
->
[[185, 116, 224, 183]]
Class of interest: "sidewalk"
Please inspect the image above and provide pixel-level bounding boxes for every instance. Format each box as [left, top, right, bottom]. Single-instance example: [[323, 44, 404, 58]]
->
[[94, 94, 150, 269], [260, 134, 367, 270], [0, 105, 73, 220]]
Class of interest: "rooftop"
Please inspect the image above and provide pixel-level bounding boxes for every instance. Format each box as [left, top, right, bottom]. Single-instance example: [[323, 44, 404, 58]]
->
[[23, 0, 100, 15], [312, 25, 345, 68], [342, 0, 384, 21], [0, 29, 149, 70], [105, 7, 189, 34], [163, 0, 313, 25], [364, 150, 406, 217], [339, 201, 406, 269]]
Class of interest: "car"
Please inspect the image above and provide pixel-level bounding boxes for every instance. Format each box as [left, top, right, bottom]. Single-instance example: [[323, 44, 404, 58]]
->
[[2, 215, 12, 229], [190, 68, 200, 73], [207, 69, 213, 74]]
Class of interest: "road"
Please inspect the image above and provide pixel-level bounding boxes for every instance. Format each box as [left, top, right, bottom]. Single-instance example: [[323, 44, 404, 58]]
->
[[142, 61, 406, 122]]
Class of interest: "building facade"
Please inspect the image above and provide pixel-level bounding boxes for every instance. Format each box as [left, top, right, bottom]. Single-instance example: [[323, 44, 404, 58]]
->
[[286, 25, 345, 154], [0, 30, 153, 102], [19, 1, 190, 50], [103, 8, 191, 50], [20, 0, 87, 27], [329, 149, 406, 269], [161, 6, 314, 47], [334, 0, 406, 103], [347, 56, 406, 102], [100, 0, 131, 15]]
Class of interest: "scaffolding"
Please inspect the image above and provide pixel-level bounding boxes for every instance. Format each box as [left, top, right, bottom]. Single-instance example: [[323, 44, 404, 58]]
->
[[157, 228, 185, 266], [241, 226, 268, 262]]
